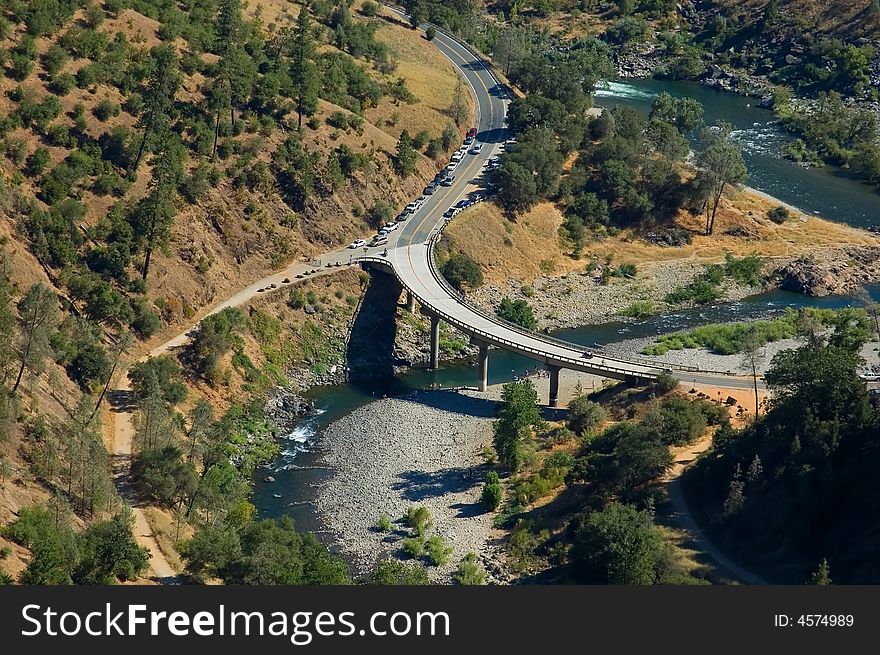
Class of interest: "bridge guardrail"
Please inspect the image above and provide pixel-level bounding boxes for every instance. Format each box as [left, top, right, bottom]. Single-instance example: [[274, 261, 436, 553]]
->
[[363, 254, 655, 380], [377, 4, 738, 380]]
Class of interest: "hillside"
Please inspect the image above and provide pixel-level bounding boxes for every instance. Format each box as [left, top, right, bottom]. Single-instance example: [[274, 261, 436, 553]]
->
[[0, 0, 473, 584]]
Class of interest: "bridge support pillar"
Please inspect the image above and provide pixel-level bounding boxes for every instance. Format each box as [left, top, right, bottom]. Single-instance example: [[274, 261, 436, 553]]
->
[[477, 341, 489, 392], [406, 290, 416, 313], [429, 314, 441, 370], [548, 365, 561, 408]]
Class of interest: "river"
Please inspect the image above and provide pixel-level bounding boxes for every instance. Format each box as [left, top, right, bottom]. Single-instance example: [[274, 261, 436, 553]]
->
[[254, 77, 880, 534], [595, 79, 880, 229], [253, 286, 880, 532]]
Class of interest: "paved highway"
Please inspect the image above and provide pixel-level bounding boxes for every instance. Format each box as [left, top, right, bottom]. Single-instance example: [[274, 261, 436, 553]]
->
[[370, 12, 762, 391]]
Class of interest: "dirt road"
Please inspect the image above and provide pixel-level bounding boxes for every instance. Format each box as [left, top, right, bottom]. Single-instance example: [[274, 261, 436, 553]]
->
[[108, 246, 362, 582]]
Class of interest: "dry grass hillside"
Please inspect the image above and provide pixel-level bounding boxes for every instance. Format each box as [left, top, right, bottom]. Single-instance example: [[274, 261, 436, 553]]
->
[[444, 190, 877, 285], [1, 1, 471, 350], [0, 0, 472, 582]]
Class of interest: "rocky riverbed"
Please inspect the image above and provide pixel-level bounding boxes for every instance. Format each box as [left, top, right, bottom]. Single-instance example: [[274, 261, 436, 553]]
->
[[468, 246, 880, 332], [604, 335, 880, 376], [469, 257, 767, 332], [314, 390, 510, 584]]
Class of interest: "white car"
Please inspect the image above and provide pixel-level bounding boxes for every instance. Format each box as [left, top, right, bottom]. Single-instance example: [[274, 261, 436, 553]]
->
[[468, 143, 482, 155], [382, 221, 399, 233], [370, 235, 388, 247], [348, 239, 367, 249], [450, 152, 464, 164]]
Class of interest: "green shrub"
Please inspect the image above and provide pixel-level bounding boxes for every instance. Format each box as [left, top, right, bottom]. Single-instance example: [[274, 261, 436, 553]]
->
[[481, 471, 503, 510], [496, 298, 537, 329], [404, 506, 432, 536], [620, 300, 655, 318], [375, 514, 392, 532], [567, 396, 607, 436], [401, 537, 425, 559], [93, 99, 121, 122], [454, 552, 485, 584], [653, 371, 679, 394], [440, 252, 483, 291], [425, 535, 452, 566]]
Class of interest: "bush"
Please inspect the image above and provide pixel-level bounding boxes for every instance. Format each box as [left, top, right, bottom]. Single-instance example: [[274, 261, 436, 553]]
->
[[425, 535, 452, 566], [440, 252, 483, 291], [567, 396, 606, 436], [426, 26, 437, 41], [370, 559, 429, 584], [620, 300, 655, 318], [404, 506, 432, 536], [49, 72, 76, 95], [454, 553, 485, 584], [653, 371, 679, 394], [767, 206, 791, 224], [481, 471, 503, 510], [360, 0, 380, 16], [375, 514, 392, 532], [93, 100, 120, 122], [496, 298, 537, 330], [25, 147, 50, 177], [367, 199, 394, 228], [401, 537, 425, 558]]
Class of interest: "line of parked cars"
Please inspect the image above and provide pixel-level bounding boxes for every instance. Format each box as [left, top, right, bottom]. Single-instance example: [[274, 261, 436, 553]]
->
[[348, 127, 486, 249]]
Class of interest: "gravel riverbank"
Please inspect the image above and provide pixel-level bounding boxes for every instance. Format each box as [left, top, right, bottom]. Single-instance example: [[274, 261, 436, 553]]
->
[[470, 257, 768, 331], [314, 390, 506, 583], [604, 335, 880, 375]]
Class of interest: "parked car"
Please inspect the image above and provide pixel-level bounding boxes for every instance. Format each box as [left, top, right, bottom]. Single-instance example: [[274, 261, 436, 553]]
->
[[396, 211, 410, 222], [404, 201, 419, 213], [370, 235, 388, 247], [455, 199, 471, 209], [348, 239, 367, 249], [464, 136, 475, 146], [440, 175, 454, 186], [469, 143, 482, 155], [383, 221, 399, 233], [424, 183, 437, 195], [443, 207, 457, 219], [467, 127, 478, 138], [451, 151, 464, 163]]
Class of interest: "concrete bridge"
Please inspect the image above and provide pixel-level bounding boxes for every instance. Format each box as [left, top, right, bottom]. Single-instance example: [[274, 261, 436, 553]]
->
[[361, 10, 756, 406]]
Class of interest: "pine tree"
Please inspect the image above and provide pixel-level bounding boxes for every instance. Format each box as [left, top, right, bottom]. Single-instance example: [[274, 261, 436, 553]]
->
[[12, 283, 58, 394], [290, 8, 319, 131], [448, 76, 470, 127], [131, 126, 185, 281], [131, 45, 180, 173], [746, 454, 763, 484], [721, 463, 745, 518], [809, 558, 832, 585], [90, 329, 134, 423], [395, 129, 418, 177], [212, 0, 253, 144], [0, 251, 17, 385]]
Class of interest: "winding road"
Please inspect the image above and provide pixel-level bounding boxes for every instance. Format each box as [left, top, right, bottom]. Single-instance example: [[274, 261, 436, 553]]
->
[[109, 8, 765, 582]]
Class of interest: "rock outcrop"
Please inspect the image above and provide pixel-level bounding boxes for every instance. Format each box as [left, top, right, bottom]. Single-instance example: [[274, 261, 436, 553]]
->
[[777, 247, 880, 296]]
